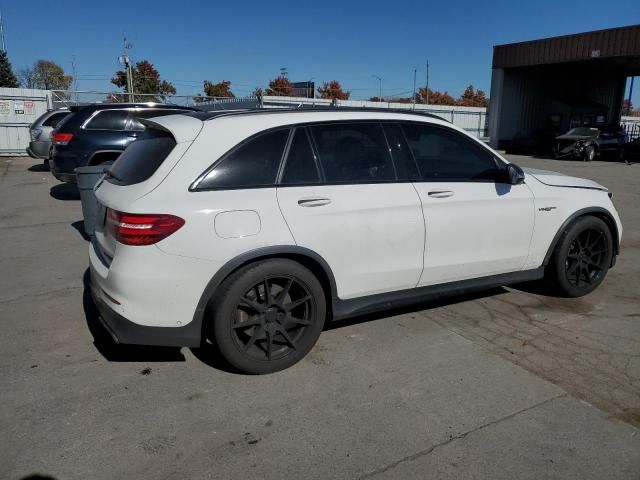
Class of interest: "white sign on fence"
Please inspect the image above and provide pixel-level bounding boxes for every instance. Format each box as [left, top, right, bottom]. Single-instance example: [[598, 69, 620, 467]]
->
[[0, 101, 10, 115], [14, 100, 24, 114]]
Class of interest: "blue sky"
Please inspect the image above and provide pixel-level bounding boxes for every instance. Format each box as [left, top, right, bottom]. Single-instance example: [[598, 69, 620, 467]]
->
[[2, 0, 639, 102]]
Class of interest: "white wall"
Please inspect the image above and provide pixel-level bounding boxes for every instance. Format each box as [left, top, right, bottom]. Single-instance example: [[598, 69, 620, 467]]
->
[[0, 88, 52, 155]]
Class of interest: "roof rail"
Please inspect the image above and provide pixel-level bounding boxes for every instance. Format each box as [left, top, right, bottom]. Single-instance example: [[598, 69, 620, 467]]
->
[[185, 106, 450, 123]]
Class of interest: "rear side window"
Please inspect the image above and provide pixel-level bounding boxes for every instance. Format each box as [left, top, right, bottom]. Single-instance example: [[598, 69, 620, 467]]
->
[[85, 110, 128, 131], [106, 128, 176, 186], [129, 109, 187, 131], [280, 129, 321, 185], [310, 123, 395, 183], [194, 129, 289, 190], [402, 123, 501, 181], [42, 112, 69, 127]]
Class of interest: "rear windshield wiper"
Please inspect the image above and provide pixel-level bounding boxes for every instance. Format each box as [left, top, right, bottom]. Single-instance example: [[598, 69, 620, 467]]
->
[[104, 170, 123, 182]]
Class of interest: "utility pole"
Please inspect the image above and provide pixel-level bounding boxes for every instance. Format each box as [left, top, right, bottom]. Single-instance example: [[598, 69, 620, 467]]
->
[[0, 9, 6, 52], [372, 75, 382, 102], [425, 61, 430, 106], [412, 68, 417, 109], [71, 56, 78, 103], [118, 36, 134, 102]]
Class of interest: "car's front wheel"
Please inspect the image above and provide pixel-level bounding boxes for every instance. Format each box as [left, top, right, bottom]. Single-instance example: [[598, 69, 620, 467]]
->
[[583, 145, 596, 161], [212, 259, 326, 374], [546, 216, 613, 297]]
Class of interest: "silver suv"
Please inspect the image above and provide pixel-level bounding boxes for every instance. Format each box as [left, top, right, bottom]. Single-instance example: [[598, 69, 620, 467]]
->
[[27, 108, 70, 163]]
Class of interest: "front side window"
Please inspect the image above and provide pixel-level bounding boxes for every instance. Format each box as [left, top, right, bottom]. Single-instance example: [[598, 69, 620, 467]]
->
[[195, 129, 289, 190], [402, 123, 501, 181], [310, 123, 395, 183], [85, 110, 128, 131]]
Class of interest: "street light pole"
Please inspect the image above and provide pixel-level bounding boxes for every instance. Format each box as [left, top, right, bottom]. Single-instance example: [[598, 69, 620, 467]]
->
[[372, 75, 382, 102]]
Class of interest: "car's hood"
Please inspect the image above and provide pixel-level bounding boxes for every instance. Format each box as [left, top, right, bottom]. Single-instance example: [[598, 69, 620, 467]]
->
[[555, 134, 595, 141], [523, 167, 607, 191]]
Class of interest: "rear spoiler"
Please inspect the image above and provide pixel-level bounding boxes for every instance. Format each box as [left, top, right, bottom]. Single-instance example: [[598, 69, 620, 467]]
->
[[138, 115, 204, 143]]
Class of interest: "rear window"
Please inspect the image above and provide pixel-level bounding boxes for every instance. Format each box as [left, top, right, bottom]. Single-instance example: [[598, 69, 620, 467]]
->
[[42, 111, 69, 127], [106, 128, 176, 186]]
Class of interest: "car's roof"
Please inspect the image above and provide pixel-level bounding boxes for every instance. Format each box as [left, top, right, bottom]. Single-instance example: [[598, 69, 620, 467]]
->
[[183, 107, 449, 123]]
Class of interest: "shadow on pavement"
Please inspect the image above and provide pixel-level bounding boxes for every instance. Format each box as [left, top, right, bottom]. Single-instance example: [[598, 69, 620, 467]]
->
[[50, 183, 80, 200], [71, 220, 90, 242], [82, 269, 185, 363], [28, 163, 49, 172]]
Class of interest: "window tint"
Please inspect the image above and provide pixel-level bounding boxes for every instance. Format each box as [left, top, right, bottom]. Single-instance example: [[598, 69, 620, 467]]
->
[[85, 110, 129, 131], [402, 123, 501, 181], [310, 123, 395, 183], [42, 112, 69, 127], [382, 123, 420, 181], [106, 128, 176, 186], [280, 129, 320, 185], [129, 109, 187, 131], [196, 129, 289, 189]]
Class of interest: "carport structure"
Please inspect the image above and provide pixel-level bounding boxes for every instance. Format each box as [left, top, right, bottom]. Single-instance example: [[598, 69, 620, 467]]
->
[[488, 24, 640, 149]]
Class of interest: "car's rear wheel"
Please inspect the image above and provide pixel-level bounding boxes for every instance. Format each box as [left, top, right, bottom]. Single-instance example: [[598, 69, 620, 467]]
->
[[546, 216, 613, 297], [212, 259, 326, 374]]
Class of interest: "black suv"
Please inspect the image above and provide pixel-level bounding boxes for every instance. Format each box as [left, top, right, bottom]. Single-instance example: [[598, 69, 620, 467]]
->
[[50, 103, 199, 182]]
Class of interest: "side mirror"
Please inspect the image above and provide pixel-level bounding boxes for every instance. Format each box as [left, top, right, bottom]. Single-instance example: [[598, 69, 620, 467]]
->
[[506, 163, 525, 185]]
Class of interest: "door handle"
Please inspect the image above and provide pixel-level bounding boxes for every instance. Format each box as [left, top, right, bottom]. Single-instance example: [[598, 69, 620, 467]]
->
[[298, 197, 332, 207], [427, 190, 454, 198]]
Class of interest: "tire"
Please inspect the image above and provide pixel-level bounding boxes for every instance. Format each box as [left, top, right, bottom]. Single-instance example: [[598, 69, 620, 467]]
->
[[211, 259, 326, 374], [583, 145, 595, 162], [546, 216, 613, 297]]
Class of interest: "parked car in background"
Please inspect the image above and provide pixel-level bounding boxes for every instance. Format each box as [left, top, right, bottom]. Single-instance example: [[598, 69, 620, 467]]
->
[[552, 125, 627, 161], [26, 108, 71, 164], [89, 108, 621, 374], [50, 103, 199, 182]]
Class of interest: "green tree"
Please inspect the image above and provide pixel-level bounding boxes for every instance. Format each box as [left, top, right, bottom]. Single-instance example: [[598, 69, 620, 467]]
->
[[265, 76, 293, 96], [0, 50, 19, 88], [203, 80, 234, 98], [19, 60, 72, 90], [317, 80, 350, 100], [111, 60, 176, 101]]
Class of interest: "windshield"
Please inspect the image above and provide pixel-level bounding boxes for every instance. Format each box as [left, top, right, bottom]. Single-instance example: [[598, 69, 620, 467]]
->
[[566, 127, 599, 137]]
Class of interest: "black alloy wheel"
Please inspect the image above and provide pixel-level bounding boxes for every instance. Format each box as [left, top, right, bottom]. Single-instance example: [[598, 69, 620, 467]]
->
[[547, 216, 613, 297], [564, 228, 608, 288], [212, 259, 326, 374], [232, 276, 314, 362]]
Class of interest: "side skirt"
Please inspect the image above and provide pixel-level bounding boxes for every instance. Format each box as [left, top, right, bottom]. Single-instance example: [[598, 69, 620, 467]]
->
[[332, 268, 545, 321]]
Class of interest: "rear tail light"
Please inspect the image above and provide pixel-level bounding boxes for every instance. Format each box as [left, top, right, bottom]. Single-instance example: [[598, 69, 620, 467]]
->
[[106, 209, 185, 246], [52, 132, 74, 145], [30, 127, 43, 141]]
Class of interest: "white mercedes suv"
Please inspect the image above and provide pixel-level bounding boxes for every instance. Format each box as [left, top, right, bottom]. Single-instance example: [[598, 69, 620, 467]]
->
[[89, 108, 622, 374]]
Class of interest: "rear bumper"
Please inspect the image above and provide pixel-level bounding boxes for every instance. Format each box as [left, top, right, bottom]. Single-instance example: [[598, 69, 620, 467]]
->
[[89, 267, 202, 348], [27, 141, 50, 159]]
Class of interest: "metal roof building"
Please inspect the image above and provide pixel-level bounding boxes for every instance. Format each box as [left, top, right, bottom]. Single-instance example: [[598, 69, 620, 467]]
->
[[488, 25, 640, 149]]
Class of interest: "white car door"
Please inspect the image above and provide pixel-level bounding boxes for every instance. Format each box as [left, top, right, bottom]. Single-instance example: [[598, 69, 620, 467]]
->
[[400, 122, 535, 286], [276, 123, 424, 299]]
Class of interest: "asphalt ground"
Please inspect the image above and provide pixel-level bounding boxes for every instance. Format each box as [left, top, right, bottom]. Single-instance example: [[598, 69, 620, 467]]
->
[[1, 154, 639, 480]]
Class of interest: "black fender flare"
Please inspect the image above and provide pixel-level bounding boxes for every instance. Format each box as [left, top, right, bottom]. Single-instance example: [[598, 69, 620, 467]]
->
[[190, 245, 339, 342], [542, 207, 620, 266]]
